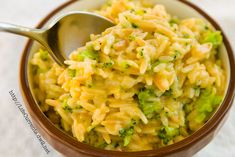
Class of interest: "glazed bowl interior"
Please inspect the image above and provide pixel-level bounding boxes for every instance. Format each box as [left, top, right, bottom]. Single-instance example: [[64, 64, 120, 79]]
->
[[23, 0, 233, 156]]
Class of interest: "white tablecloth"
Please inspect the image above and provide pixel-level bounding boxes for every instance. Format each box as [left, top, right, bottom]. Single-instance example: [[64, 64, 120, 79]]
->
[[0, 0, 234, 157]]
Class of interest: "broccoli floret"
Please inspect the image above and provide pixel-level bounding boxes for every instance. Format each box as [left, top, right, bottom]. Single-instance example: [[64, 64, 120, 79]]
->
[[119, 61, 130, 69], [151, 60, 161, 71], [196, 88, 222, 113], [74, 105, 82, 110], [163, 89, 172, 97], [169, 18, 179, 26], [39, 49, 49, 61], [137, 88, 163, 118], [194, 86, 201, 97], [128, 35, 136, 41], [131, 23, 139, 28], [67, 69, 76, 77], [212, 95, 223, 108], [195, 113, 207, 123], [202, 31, 223, 47], [62, 100, 73, 113], [158, 126, 179, 145], [188, 88, 223, 129], [97, 142, 108, 149], [103, 61, 114, 68], [119, 126, 134, 146], [173, 50, 181, 59], [77, 46, 99, 61], [204, 25, 209, 30], [134, 9, 146, 15], [184, 103, 193, 114], [137, 48, 144, 58]]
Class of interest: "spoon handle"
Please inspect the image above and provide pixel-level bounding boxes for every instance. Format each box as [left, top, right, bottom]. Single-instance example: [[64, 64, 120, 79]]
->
[[0, 22, 66, 67], [0, 22, 45, 43]]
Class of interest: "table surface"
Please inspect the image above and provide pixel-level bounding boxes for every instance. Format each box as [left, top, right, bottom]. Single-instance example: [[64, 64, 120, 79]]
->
[[0, 0, 234, 157]]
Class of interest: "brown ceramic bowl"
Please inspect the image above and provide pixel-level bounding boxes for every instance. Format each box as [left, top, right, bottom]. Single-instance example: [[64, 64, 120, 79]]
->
[[19, 0, 235, 157]]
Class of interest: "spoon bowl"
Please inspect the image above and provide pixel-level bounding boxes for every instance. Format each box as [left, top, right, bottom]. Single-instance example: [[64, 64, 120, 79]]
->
[[0, 11, 114, 66]]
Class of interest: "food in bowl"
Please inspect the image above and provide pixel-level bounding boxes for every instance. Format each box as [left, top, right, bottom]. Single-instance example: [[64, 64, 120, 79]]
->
[[30, 0, 226, 151]]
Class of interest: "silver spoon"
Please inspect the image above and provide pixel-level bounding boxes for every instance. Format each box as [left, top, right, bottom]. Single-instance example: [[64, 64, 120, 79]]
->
[[0, 11, 114, 67]]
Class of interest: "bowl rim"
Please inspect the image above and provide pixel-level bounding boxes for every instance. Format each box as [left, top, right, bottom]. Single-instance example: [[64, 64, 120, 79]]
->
[[19, 0, 235, 156]]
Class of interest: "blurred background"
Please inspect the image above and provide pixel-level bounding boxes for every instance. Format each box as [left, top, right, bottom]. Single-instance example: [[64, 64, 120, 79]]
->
[[0, 0, 234, 157]]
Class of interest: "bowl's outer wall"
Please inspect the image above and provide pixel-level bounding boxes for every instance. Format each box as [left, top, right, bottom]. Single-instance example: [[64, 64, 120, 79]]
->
[[20, 0, 235, 157]]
